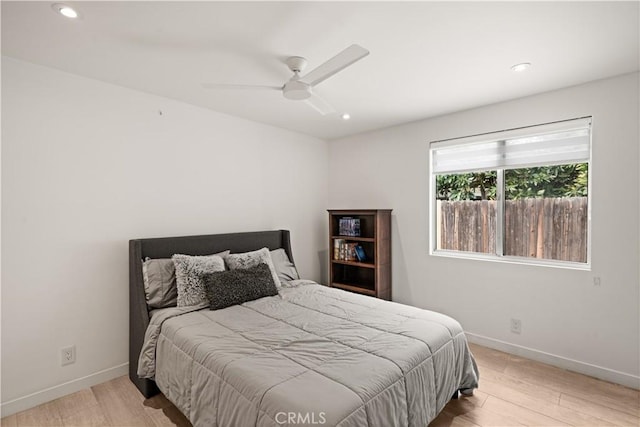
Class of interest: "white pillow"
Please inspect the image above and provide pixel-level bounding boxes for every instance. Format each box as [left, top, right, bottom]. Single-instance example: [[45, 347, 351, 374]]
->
[[172, 254, 226, 307], [224, 247, 281, 287]]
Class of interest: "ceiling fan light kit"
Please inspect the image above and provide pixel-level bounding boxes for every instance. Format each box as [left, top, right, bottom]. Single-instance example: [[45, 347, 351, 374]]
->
[[283, 80, 312, 100], [203, 44, 369, 116]]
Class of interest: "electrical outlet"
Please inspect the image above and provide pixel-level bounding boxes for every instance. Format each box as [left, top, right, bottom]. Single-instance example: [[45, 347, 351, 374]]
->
[[61, 345, 76, 366], [510, 318, 522, 334], [593, 276, 601, 286]]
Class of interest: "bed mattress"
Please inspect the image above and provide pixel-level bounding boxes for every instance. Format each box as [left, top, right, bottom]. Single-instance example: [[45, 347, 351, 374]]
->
[[138, 281, 479, 427]]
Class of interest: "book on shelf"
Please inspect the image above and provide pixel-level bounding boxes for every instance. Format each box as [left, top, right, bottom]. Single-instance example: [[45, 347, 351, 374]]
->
[[338, 217, 361, 237], [346, 243, 357, 261], [333, 240, 365, 262], [354, 245, 366, 262], [333, 239, 344, 260]]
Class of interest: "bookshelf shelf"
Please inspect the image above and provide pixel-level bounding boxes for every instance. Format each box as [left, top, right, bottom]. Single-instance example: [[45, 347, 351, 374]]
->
[[328, 209, 392, 301], [330, 236, 375, 243], [331, 259, 376, 269]]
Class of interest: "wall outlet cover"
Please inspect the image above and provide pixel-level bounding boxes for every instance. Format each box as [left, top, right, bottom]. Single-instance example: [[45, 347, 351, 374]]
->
[[61, 345, 76, 366], [510, 318, 522, 334]]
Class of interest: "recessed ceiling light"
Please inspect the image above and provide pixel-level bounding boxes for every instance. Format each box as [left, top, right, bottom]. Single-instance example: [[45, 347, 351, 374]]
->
[[342, 113, 351, 120], [52, 3, 78, 19], [511, 62, 531, 72]]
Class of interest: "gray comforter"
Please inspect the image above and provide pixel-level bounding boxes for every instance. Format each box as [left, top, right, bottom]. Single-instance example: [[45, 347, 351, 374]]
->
[[138, 281, 479, 427]]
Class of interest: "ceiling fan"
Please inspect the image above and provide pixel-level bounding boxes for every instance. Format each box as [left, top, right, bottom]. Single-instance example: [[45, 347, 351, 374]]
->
[[202, 44, 369, 115]]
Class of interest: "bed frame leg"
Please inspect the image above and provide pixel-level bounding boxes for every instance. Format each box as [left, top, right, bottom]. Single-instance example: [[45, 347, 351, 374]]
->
[[451, 390, 459, 400]]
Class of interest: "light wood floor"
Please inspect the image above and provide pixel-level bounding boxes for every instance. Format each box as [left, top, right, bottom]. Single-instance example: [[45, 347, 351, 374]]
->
[[2, 343, 638, 426]]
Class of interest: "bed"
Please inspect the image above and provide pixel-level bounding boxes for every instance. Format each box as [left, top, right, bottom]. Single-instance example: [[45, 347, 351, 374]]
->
[[129, 230, 479, 426]]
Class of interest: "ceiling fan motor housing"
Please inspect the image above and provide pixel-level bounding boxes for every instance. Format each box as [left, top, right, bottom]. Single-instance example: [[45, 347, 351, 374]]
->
[[285, 56, 308, 73]]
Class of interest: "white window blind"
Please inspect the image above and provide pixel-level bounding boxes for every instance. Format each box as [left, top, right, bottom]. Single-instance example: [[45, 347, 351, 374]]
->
[[431, 117, 591, 174]]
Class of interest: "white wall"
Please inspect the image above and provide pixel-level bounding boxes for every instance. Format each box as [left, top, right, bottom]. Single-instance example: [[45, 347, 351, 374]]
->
[[2, 56, 637, 418], [1, 57, 328, 414], [328, 73, 640, 387]]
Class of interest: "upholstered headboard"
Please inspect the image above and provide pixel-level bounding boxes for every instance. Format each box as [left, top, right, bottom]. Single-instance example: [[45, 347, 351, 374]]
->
[[129, 230, 294, 398]]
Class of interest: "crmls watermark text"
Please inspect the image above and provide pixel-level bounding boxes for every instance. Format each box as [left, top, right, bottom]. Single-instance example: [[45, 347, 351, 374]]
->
[[275, 411, 326, 425]]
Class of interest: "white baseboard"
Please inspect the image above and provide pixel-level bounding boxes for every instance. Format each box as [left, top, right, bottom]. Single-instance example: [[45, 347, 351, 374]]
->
[[465, 332, 640, 390], [0, 363, 129, 417]]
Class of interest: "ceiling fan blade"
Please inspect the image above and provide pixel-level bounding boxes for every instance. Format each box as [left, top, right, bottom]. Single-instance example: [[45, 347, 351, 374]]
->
[[304, 93, 335, 115], [202, 83, 281, 91], [300, 44, 369, 87]]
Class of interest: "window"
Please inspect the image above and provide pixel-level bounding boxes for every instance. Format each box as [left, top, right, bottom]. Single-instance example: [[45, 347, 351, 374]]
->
[[430, 117, 591, 267]]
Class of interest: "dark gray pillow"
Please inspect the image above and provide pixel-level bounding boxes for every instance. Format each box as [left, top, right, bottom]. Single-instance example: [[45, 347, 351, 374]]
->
[[202, 263, 278, 310], [224, 247, 281, 287]]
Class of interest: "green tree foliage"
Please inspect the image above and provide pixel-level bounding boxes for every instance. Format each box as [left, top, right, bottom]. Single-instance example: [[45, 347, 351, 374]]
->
[[436, 171, 496, 200], [436, 163, 588, 201]]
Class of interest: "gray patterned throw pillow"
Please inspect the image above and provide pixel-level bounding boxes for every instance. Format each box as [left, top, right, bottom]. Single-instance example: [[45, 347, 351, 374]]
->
[[202, 263, 278, 310], [172, 254, 226, 307], [224, 247, 281, 287]]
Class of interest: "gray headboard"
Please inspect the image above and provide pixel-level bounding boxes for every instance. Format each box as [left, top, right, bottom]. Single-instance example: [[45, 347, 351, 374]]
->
[[129, 230, 294, 398]]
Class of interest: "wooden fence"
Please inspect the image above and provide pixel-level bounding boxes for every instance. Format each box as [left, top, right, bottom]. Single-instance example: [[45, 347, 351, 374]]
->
[[436, 197, 588, 262]]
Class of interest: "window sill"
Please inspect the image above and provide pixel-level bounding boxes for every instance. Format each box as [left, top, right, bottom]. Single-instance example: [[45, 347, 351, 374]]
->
[[430, 249, 591, 271]]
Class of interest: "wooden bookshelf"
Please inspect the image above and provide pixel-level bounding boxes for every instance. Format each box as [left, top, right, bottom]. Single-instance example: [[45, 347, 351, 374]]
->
[[328, 209, 392, 300]]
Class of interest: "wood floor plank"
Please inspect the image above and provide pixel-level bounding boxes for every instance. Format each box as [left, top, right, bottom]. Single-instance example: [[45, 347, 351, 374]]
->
[[504, 359, 640, 417], [91, 378, 154, 426], [457, 406, 526, 426], [468, 344, 511, 374], [478, 377, 616, 426], [505, 355, 639, 401], [428, 411, 481, 427], [479, 364, 562, 404], [53, 389, 100, 420], [144, 404, 192, 427], [560, 393, 640, 426], [61, 405, 108, 427], [430, 391, 487, 425], [563, 388, 640, 419], [463, 390, 489, 408], [442, 396, 482, 418], [481, 396, 570, 426], [15, 401, 62, 427], [511, 357, 638, 399], [0, 415, 17, 427], [141, 393, 174, 411]]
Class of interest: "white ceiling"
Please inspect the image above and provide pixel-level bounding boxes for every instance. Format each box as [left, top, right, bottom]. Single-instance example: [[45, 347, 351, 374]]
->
[[2, 1, 639, 140]]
